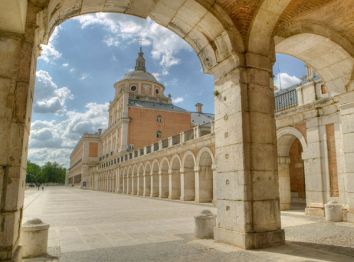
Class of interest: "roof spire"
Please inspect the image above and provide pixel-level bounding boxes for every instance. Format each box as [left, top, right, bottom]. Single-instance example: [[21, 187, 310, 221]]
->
[[135, 38, 146, 71]]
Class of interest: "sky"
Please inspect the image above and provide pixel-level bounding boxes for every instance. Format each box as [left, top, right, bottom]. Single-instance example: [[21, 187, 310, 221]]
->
[[29, 13, 307, 168]]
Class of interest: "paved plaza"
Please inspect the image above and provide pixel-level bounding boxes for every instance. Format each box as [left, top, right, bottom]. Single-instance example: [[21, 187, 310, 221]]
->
[[24, 187, 354, 261]]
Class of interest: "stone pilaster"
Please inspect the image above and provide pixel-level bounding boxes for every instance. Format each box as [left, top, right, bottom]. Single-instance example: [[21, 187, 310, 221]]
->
[[0, 2, 39, 260], [213, 53, 284, 249], [278, 156, 291, 210]]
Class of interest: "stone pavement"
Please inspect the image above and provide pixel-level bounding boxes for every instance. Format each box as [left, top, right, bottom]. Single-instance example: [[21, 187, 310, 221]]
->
[[23, 186, 354, 261]]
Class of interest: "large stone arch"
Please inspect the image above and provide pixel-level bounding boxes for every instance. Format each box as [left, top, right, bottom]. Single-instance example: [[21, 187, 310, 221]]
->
[[275, 33, 354, 94], [169, 154, 182, 200], [277, 127, 308, 210], [127, 165, 133, 194], [37, 0, 244, 75]]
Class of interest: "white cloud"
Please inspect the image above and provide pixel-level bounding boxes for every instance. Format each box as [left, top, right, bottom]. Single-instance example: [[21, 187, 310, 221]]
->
[[80, 73, 89, 80], [274, 73, 302, 89], [70, 68, 75, 73], [62, 63, 69, 67], [29, 102, 109, 167], [39, 26, 62, 63], [34, 70, 73, 114], [73, 13, 191, 75], [172, 97, 184, 104], [151, 72, 161, 81]]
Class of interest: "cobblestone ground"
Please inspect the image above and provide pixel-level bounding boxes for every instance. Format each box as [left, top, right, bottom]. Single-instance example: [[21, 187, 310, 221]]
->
[[24, 187, 354, 262]]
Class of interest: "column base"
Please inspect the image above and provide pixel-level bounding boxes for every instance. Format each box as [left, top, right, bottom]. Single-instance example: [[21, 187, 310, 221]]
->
[[305, 207, 324, 217], [214, 227, 285, 249]]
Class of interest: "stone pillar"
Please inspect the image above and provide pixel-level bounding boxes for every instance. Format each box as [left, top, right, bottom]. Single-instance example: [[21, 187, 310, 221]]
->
[[0, 3, 39, 260], [303, 116, 326, 216], [212, 165, 217, 205], [340, 98, 354, 222], [194, 167, 200, 202], [278, 157, 291, 210], [213, 53, 284, 249]]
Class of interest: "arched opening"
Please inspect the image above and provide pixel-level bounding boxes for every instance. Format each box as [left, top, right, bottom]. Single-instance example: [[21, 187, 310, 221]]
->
[[119, 170, 123, 193], [196, 149, 214, 203], [275, 33, 354, 96], [137, 164, 144, 195], [144, 163, 151, 197], [127, 167, 133, 194], [132, 165, 138, 195], [169, 155, 181, 200], [277, 128, 307, 211], [159, 158, 169, 198], [151, 161, 159, 197], [181, 152, 195, 201]]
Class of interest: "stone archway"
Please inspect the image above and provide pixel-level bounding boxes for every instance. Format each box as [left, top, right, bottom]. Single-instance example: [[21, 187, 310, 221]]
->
[[277, 127, 308, 211], [137, 164, 144, 196], [132, 165, 138, 195], [144, 162, 151, 197], [169, 155, 182, 200], [151, 160, 159, 197], [159, 158, 169, 198], [196, 148, 214, 203], [181, 151, 196, 201]]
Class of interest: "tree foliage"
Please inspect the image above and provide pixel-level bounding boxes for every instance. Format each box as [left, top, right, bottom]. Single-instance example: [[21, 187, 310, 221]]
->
[[26, 161, 66, 184]]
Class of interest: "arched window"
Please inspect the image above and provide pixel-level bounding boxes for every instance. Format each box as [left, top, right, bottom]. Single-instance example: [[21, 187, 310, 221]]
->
[[155, 88, 159, 95], [156, 115, 162, 123], [156, 131, 162, 138], [131, 85, 137, 91], [321, 84, 328, 94]]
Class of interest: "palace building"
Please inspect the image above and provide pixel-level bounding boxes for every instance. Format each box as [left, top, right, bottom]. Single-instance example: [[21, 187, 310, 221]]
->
[[67, 48, 213, 186]]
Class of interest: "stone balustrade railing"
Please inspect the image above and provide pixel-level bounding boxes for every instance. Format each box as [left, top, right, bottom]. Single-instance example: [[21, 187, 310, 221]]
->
[[275, 87, 298, 112], [98, 122, 214, 169]]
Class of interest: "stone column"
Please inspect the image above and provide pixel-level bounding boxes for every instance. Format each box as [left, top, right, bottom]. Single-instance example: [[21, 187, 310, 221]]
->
[[213, 53, 284, 249], [194, 167, 200, 202], [212, 165, 217, 205], [0, 2, 41, 260], [339, 97, 354, 222], [278, 156, 291, 210], [303, 116, 326, 216]]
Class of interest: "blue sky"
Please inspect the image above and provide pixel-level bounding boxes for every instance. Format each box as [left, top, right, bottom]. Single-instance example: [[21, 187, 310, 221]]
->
[[29, 13, 307, 167]]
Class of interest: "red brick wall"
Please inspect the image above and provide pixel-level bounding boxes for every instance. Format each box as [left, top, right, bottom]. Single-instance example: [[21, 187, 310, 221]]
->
[[89, 142, 98, 157], [128, 107, 191, 149], [289, 139, 306, 198]]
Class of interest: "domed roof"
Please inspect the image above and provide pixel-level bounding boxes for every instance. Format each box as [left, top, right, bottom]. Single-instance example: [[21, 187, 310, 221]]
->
[[120, 47, 160, 84], [122, 70, 159, 83]]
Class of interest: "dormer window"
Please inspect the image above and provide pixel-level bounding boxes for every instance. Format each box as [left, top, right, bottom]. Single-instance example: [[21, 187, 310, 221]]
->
[[155, 88, 159, 95], [131, 85, 137, 92]]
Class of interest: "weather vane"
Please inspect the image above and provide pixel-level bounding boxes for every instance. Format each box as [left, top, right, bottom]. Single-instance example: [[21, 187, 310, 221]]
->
[[138, 36, 143, 52]]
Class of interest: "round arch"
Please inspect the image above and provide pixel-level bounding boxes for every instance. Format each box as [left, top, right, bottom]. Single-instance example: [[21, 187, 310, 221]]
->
[[159, 157, 170, 173], [169, 154, 182, 200], [196, 147, 215, 167], [151, 159, 160, 197], [38, 0, 244, 75], [277, 126, 307, 211], [182, 151, 196, 170], [181, 151, 196, 201], [137, 163, 144, 195], [275, 33, 354, 95], [143, 162, 152, 197], [159, 157, 170, 198]]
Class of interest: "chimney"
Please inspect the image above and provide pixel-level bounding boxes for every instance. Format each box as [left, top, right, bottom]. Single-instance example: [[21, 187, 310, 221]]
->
[[98, 129, 102, 135], [195, 103, 203, 113]]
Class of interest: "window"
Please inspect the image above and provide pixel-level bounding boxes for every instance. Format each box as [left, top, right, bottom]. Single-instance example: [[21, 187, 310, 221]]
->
[[156, 115, 162, 123], [155, 88, 159, 94], [156, 131, 162, 138], [131, 85, 137, 91]]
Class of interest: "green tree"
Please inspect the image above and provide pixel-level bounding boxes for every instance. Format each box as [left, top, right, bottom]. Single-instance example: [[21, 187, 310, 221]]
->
[[41, 162, 66, 184], [26, 161, 42, 185]]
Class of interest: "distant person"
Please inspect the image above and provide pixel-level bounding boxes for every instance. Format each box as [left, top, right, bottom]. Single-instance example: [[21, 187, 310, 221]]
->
[[42, 186, 44, 191]]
